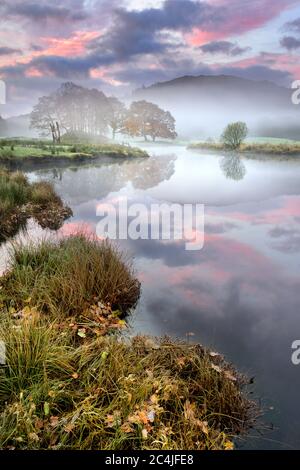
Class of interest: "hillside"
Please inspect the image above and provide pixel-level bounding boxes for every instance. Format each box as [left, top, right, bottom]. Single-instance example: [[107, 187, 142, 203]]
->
[[134, 75, 300, 139]]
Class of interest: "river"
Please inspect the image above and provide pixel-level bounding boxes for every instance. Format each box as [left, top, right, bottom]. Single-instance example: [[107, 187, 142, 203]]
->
[[1, 144, 300, 449]]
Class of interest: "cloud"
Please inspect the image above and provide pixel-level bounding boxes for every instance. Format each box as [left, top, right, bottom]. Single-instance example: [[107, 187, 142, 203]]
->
[[0, 47, 22, 56], [283, 17, 300, 33], [2, 1, 88, 21], [280, 36, 300, 50], [199, 40, 251, 56]]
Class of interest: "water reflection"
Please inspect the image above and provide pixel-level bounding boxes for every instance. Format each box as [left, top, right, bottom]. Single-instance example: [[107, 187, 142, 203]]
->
[[220, 153, 246, 181], [1, 146, 300, 449]]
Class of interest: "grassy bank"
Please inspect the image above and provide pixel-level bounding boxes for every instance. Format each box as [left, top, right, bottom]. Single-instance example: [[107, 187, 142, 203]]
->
[[0, 139, 148, 163], [1, 235, 140, 318], [188, 140, 300, 157], [0, 168, 72, 241], [0, 235, 257, 450]]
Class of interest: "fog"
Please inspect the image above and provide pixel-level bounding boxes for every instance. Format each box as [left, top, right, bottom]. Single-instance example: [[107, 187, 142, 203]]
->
[[134, 75, 300, 140]]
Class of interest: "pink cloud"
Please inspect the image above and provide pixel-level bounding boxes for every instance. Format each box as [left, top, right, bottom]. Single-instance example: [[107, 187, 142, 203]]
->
[[188, 0, 298, 46]]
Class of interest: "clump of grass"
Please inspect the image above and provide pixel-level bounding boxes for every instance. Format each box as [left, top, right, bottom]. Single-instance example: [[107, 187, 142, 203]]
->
[[0, 169, 72, 242], [30, 181, 62, 205], [0, 169, 30, 218], [0, 316, 257, 450], [1, 235, 141, 317]]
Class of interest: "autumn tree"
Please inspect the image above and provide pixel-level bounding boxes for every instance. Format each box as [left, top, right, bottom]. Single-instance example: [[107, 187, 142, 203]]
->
[[221, 121, 248, 149], [123, 100, 177, 142]]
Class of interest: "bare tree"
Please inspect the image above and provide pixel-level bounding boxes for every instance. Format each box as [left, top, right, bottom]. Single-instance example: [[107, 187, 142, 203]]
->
[[30, 82, 110, 141], [107, 97, 127, 139]]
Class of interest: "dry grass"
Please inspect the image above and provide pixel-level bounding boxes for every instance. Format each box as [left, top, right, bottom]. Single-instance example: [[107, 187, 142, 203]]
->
[[1, 235, 141, 317], [188, 141, 300, 156], [0, 316, 257, 450]]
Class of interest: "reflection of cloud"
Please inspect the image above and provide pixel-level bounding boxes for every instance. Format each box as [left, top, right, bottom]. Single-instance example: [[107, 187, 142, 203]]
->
[[268, 226, 300, 253]]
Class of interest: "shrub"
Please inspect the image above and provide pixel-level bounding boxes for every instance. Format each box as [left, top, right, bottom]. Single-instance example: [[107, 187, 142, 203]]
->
[[221, 122, 248, 149]]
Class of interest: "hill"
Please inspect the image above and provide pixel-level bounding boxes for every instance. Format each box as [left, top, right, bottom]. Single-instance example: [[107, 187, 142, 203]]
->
[[134, 75, 300, 139]]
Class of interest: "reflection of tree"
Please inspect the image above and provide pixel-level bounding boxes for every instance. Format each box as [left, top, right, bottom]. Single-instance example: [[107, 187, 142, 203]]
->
[[36, 154, 177, 205], [220, 154, 246, 181]]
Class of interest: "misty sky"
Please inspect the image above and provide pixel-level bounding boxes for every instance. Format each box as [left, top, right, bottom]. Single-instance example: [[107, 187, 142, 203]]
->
[[0, 0, 300, 116]]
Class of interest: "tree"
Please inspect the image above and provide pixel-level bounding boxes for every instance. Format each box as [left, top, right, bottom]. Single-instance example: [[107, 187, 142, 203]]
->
[[123, 100, 177, 142], [107, 97, 127, 139], [30, 82, 110, 142], [30, 95, 62, 143], [221, 121, 248, 149]]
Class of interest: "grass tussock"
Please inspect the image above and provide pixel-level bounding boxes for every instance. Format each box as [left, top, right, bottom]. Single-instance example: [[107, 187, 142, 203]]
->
[[0, 316, 257, 450], [1, 235, 141, 317], [0, 168, 72, 241], [188, 141, 300, 156], [0, 235, 258, 450]]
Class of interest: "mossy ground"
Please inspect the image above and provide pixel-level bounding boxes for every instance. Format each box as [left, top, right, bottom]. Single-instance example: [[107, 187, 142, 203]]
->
[[0, 139, 148, 162]]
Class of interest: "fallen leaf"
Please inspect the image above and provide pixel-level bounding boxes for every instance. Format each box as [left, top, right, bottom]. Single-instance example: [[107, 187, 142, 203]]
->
[[224, 370, 237, 382], [50, 416, 59, 428], [209, 351, 221, 358], [64, 423, 75, 433], [77, 328, 86, 338], [150, 394, 159, 405], [28, 433, 39, 442], [120, 422, 134, 433], [211, 364, 222, 373], [184, 400, 196, 421], [196, 420, 209, 435], [224, 440, 234, 450]]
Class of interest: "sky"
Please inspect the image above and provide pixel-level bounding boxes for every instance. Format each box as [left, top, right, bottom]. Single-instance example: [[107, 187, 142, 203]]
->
[[0, 0, 300, 116]]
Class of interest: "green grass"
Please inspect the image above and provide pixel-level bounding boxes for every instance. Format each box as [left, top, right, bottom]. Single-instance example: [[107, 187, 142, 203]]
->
[[0, 139, 148, 162], [188, 140, 300, 156]]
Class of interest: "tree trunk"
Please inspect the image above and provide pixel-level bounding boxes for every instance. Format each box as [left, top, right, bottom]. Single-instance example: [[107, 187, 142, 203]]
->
[[50, 123, 56, 144], [56, 122, 61, 143]]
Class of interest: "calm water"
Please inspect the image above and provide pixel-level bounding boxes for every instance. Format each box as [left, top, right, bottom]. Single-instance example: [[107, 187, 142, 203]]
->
[[1, 145, 300, 449]]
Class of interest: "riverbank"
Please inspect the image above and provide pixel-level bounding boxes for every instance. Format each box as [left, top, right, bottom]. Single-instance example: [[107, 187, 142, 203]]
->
[[0, 168, 72, 242], [0, 235, 258, 450], [188, 141, 300, 158], [0, 140, 149, 165]]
